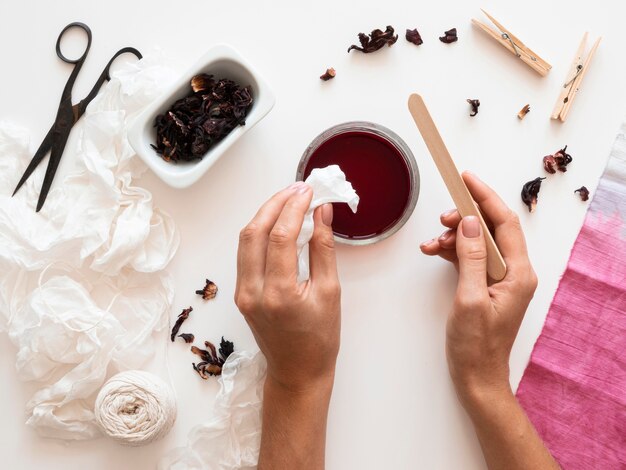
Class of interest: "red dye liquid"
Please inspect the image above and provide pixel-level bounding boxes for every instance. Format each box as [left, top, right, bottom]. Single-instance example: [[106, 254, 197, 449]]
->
[[303, 130, 411, 239]]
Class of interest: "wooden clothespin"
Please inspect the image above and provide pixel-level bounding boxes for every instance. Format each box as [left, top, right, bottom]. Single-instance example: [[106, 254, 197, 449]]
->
[[551, 33, 601, 122], [472, 9, 552, 76]]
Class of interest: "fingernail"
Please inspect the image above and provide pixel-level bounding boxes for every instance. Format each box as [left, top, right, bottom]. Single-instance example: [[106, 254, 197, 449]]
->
[[420, 238, 436, 248], [439, 230, 451, 241], [289, 181, 305, 190], [464, 171, 482, 182], [441, 209, 456, 218], [321, 203, 333, 226], [462, 216, 481, 238], [297, 183, 311, 194]]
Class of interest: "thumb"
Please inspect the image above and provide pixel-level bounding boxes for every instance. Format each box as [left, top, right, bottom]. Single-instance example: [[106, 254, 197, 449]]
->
[[456, 216, 488, 299], [309, 204, 339, 283]]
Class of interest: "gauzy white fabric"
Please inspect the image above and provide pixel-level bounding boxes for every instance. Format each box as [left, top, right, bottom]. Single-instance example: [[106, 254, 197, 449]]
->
[[297, 165, 359, 281], [95, 370, 177, 446], [0, 54, 180, 440], [160, 351, 267, 470]]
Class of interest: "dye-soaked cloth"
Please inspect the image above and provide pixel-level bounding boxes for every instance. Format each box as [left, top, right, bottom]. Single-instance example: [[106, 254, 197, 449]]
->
[[516, 123, 626, 468]]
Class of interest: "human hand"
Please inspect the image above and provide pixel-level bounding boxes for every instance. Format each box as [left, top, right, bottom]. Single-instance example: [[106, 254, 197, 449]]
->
[[235, 182, 340, 393], [420, 172, 538, 405]]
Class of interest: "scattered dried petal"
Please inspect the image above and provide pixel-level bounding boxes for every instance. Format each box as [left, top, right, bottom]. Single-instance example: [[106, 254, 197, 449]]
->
[[554, 146, 573, 172], [219, 337, 234, 361], [518, 104, 531, 120], [170, 307, 193, 342], [153, 74, 253, 163], [190, 337, 235, 379], [192, 362, 210, 380], [195, 278, 218, 300], [543, 155, 558, 174], [204, 340, 218, 360], [177, 333, 194, 343], [191, 345, 212, 362], [320, 68, 336, 81], [348, 26, 398, 53], [467, 99, 480, 117], [543, 145, 573, 174], [574, 186, 590, 201], [439, 28, 458, 44], [521, 177, 546, 213], [405, 28, 423, 46]]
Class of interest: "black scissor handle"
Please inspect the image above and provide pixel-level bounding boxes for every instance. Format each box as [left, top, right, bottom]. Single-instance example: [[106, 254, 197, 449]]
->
[[73, 47, 143, 120], [55, 22, 92, 64], [104, 47, 143, 80]]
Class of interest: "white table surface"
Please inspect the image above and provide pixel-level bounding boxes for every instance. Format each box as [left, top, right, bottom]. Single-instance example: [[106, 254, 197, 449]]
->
[[1, 0, 624, 468]]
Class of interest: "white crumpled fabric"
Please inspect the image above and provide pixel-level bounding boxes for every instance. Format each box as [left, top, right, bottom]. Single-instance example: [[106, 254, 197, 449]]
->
[[160, 351, 267, 470], [0, 54, 180, 440], [297, 165, 359, 281]]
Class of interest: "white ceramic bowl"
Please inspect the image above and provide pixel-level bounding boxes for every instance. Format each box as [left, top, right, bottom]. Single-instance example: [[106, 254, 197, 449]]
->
[[128, 44, 275, 188]]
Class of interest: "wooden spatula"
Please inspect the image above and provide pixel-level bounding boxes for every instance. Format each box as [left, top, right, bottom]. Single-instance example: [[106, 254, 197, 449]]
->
[[408, 93, 507, 281]]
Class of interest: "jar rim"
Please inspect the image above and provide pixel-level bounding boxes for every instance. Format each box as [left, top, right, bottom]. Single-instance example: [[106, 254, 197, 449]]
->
[[296, 121, 420, 246]]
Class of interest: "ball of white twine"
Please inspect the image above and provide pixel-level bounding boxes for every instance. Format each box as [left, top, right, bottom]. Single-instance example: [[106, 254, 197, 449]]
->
[[94, 370, 177, 446]]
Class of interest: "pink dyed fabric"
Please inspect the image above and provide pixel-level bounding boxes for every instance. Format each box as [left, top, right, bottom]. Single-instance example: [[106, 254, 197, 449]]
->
[[516, 124, 626, 469]]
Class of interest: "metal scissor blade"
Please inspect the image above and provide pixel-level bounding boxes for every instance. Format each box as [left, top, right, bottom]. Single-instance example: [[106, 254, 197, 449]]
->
[[35, 131, 70, 212], [12, 126, 55, 197]]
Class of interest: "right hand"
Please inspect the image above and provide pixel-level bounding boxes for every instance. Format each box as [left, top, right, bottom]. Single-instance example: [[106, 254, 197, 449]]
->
[[234, 182, 341, 394], [420, 172, 538, 405]]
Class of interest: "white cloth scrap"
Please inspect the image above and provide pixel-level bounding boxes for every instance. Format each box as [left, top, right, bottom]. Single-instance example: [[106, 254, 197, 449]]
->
[[296, 165, 359, 281], [0, 54, 180, 440], [160, 351, 267, 470]]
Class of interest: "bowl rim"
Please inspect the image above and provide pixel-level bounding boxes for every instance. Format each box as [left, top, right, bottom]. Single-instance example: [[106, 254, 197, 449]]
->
[[127, 44, 275, 188], [296, 121, 420, 246]]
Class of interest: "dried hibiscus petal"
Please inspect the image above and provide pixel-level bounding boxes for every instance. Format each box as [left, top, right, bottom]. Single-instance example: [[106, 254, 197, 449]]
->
[[190, 337, 236, 379], [521, 177, 546, 213], [152, 74, 253, 163], [191, 345, 212, 363], [405, 28, 423, 46], [219, 337, 234, 361], [467, 99, 480, 117], [543, 155, 558, 174], [543, 145, 573, 174], [574, 186, 590, 201], [320, 68, 336, 81], [554, 146, 572, 172], [439, 28, 458, 44], [347, 26, 398, 53], [177, 333, 194, 343], [196, 278, 218, 300], [170, 307, 193, 342]]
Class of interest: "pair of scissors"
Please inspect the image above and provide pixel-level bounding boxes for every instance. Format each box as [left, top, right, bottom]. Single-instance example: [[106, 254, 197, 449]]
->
[[12, 22, 142, 212]]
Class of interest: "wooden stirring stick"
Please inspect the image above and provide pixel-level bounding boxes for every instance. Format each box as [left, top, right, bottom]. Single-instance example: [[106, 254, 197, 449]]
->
[[407, 93, 507, 281]]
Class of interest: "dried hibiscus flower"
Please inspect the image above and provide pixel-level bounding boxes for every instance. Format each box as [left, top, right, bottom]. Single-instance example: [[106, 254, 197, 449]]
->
[[320, 68, 336, 81], [348, 26, 398, 53], [405, 28, 423, 46], [152, 74, 253, 163], [196, 278, 218, 300], [177, 333, 195, 344], [170, 307, 193, 342], [439, 28, 458, 44], [467, 99, 480, 117], [191, 337, 235, 379], [543, 145, 573, 174], [554, 146, 573, 171], [574, 186, 590, 201], [521, 177, 546, 213]]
